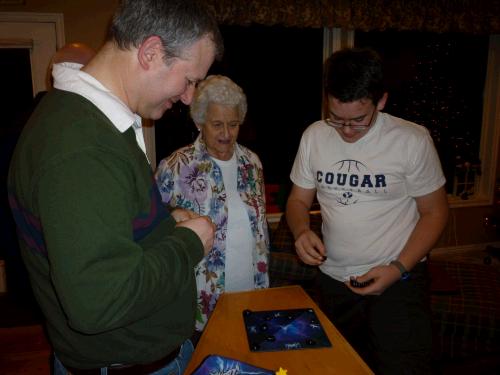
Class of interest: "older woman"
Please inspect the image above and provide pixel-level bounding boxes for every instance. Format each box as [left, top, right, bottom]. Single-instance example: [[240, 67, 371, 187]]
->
[[155, 75, 269, 330]]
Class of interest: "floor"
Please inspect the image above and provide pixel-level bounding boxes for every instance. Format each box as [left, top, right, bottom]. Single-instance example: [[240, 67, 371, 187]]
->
[[0, 291, 51, 375], [0, 323, 51, 375]]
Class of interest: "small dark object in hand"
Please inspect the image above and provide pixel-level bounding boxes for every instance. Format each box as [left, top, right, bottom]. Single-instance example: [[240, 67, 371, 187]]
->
[[350, 278, 374, 288]]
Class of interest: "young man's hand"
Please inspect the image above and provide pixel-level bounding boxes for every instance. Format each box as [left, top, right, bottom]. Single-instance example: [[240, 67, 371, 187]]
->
[[294, 229, 326, 265]]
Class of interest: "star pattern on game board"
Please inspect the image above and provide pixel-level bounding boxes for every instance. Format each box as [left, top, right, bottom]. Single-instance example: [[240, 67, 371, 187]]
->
[[275, 367, 288, 375]]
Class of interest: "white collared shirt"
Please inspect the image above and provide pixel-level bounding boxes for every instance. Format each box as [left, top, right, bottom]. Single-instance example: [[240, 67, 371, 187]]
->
[[52, 62, 149, 163]]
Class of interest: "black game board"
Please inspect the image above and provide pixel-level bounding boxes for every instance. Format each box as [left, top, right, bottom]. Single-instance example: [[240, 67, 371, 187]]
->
[[190, 354, 275, 375], [242, 308, 332, 352]]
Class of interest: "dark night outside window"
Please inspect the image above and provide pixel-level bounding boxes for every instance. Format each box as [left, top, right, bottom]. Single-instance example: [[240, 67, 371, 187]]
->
[[155, 25, 324, 190], [355, 30, 489, 198]]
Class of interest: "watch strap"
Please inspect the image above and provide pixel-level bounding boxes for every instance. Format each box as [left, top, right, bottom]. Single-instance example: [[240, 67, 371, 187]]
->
[[390, 260, 410, 280]]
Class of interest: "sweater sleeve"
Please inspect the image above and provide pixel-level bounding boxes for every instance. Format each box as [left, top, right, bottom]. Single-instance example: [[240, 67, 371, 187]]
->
[[35, 148, 204, 334]]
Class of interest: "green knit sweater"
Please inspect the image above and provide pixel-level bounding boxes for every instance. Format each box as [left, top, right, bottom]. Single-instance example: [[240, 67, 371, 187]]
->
[[8, 89, 204, 368]]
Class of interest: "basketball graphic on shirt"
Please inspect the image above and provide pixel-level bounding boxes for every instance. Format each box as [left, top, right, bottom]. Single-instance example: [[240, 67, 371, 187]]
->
[[333, 159, 368, 174]]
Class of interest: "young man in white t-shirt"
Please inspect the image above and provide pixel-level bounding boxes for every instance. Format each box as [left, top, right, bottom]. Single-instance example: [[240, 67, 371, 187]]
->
[[286, 48, 449, 374]]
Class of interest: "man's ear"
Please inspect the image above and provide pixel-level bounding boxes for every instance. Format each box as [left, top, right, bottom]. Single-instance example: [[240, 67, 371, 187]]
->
[[377, 92, 388, 111], [137, 36, 164, 70]]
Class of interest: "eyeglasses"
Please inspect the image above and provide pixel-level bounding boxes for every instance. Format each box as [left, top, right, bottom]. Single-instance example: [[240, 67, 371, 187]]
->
[[325, 108, 376, 131]]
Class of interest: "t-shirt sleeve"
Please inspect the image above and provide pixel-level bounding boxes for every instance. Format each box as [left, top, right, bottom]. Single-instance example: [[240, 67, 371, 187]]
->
[[406, 128, 446, 197], [290, 128, 316, 189]]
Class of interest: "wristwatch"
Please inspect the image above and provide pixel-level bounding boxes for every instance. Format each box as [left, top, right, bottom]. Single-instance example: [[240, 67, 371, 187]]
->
[[390, 260, 411, 281]]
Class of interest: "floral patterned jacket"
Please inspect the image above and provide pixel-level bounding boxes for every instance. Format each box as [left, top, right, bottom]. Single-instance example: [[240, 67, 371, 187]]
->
[[155, 135, 270, 330]]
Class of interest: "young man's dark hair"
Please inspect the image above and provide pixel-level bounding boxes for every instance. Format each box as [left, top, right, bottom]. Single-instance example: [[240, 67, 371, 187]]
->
[[324, 47, 385, 104]]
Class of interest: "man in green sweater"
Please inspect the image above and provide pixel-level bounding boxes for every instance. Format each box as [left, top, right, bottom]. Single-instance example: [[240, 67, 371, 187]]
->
[[8, 0, 223, 374]]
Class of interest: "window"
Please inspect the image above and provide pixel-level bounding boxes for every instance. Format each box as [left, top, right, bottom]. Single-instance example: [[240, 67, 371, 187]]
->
[[316, 29, 499, 207], [352, 30, 499, 206]]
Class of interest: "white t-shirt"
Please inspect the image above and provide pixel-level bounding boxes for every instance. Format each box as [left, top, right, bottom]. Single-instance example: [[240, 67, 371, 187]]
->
[[290, 112, 445, 282], [212, 153, 255, 292]]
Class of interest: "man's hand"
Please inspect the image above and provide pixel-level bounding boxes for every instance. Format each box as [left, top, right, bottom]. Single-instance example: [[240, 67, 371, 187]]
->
[[294, 229, 326, 265], [345, 264, 401, 295], [176, 216, 215, 256], [170, 208, 199, 222]]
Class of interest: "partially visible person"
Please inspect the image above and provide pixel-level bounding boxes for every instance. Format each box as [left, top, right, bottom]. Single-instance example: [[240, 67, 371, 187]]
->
[[46, 42, 96, 89], [52, 42, 96, 65], [36, 42, 96, 107], [286, 47, 449, 374], [8, 0, 222, 374], [155, 75, 269, 332]]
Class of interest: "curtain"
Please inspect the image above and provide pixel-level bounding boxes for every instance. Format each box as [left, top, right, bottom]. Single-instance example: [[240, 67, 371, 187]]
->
[[206, 0, 500, 34]]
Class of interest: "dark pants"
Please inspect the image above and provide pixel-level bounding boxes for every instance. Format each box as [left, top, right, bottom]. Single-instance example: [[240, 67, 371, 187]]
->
[[317, 262, 432, 375]]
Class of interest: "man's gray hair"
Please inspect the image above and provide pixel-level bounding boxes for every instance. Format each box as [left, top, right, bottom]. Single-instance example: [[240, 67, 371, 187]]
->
[[190, 75, 248, 125], [108, 0, 223, 61]]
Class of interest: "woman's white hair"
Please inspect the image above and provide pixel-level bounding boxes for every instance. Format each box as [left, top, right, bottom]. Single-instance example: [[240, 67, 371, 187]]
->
[[190, 75, 247, 125]]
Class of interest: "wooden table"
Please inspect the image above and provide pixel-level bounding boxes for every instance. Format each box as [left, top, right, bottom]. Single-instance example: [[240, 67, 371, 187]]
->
[[184, 285, 373, 374]]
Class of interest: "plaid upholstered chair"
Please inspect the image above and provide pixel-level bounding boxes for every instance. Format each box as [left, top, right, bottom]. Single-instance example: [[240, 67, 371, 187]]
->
[[428, 258, 500, 367]]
